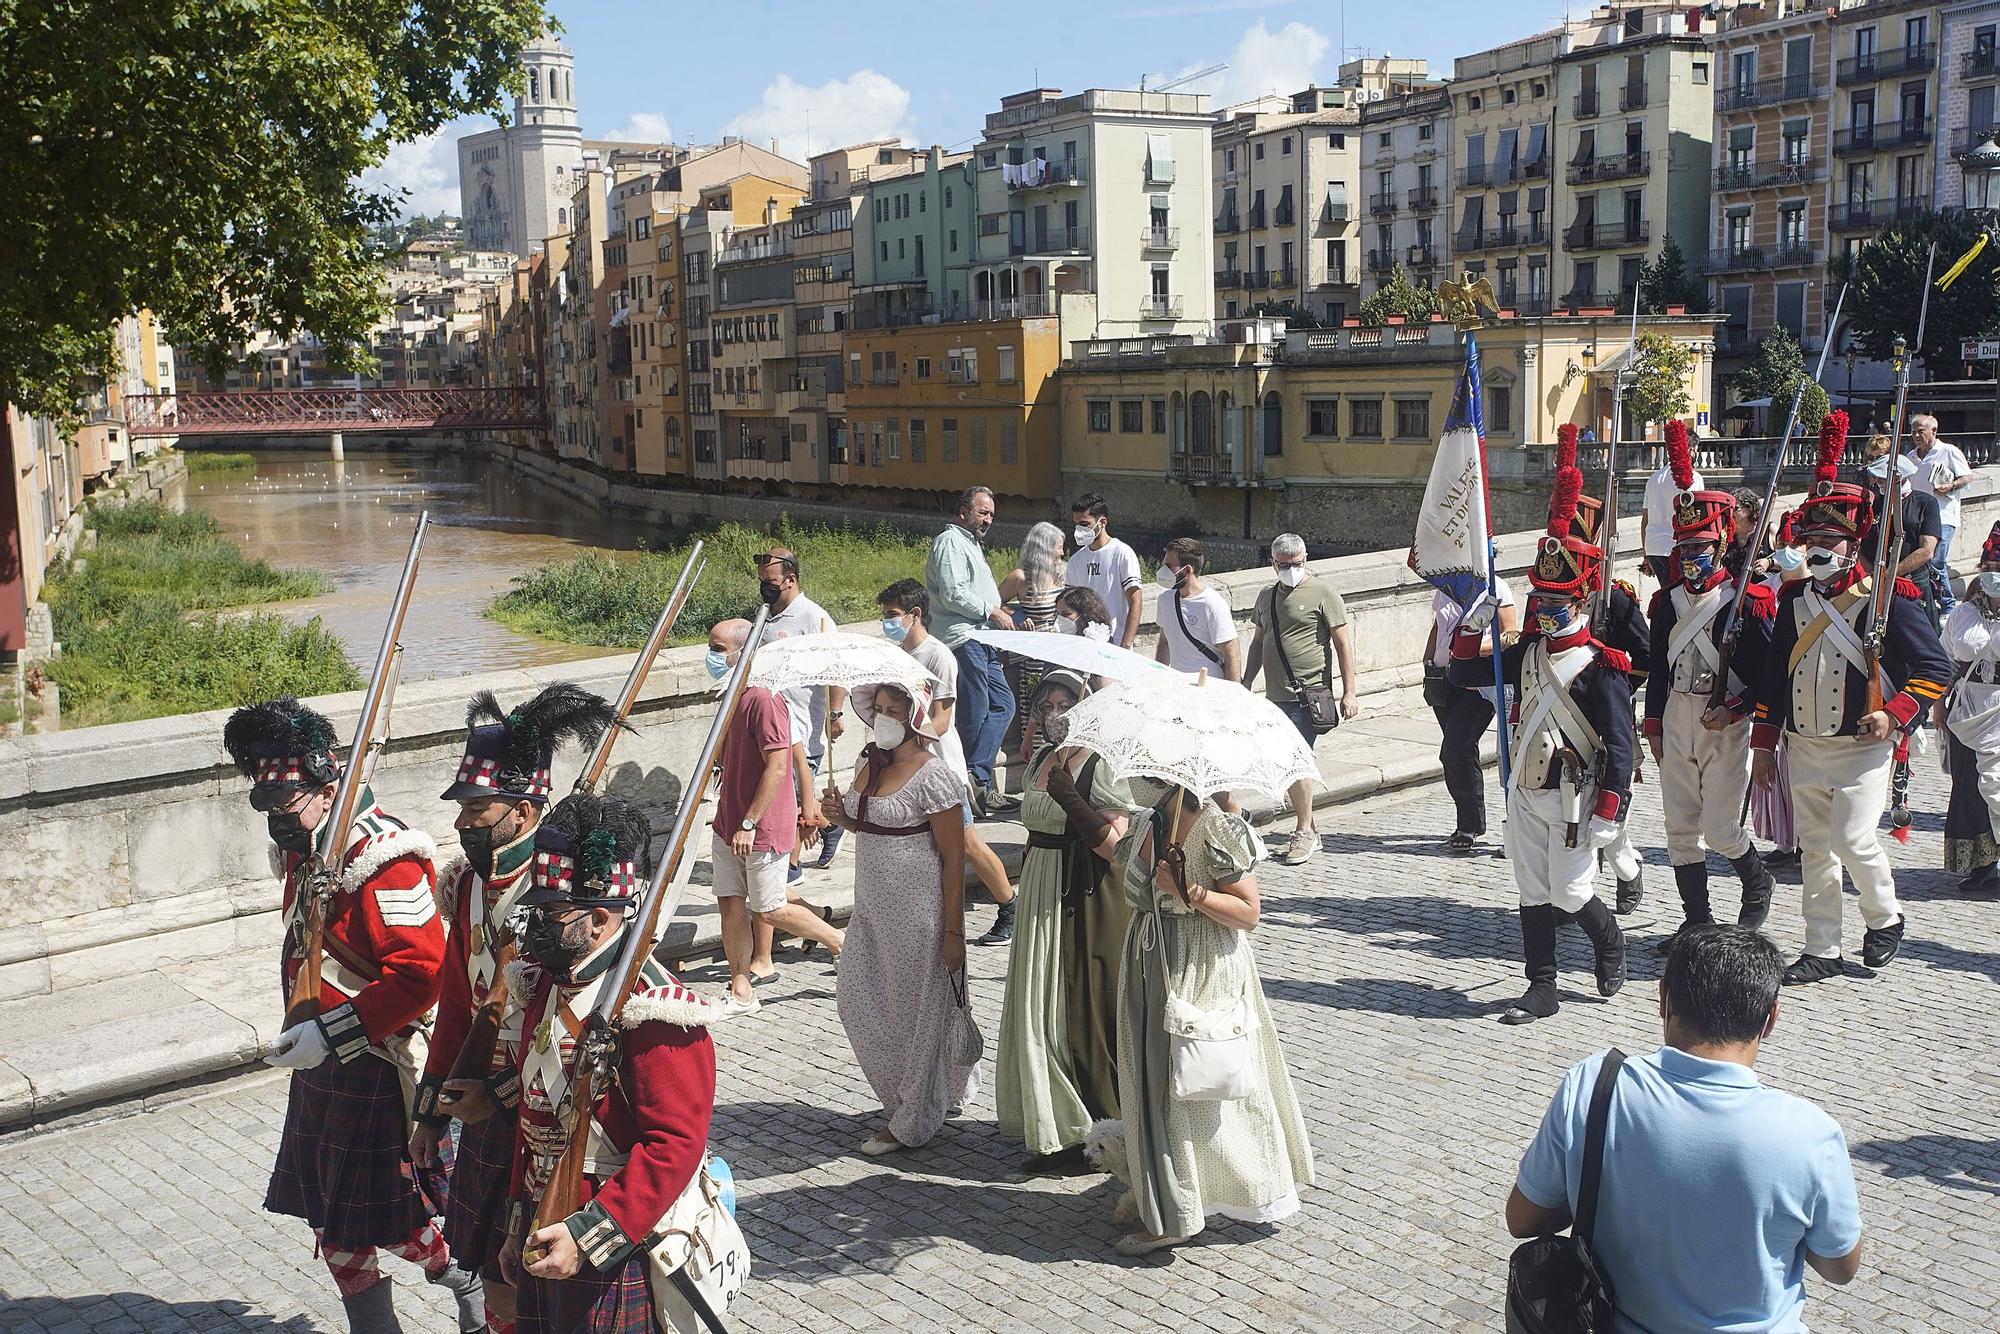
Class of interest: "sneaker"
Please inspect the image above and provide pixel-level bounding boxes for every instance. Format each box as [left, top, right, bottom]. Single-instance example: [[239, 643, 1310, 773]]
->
[[717, 993, 761, 1019], [1782, 954, 1844, 986], [1861, 916, 1905, 969], [809, 826, 846, 869], [1275, 829, 1319, 866], [980, 785, 1021, 815], [975, 899, 1015, 946], [786, 862, 804, 887]]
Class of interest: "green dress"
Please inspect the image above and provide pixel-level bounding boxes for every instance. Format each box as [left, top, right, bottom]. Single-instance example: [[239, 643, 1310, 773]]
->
[[995, 749, 1134, 1154], [1115, 803, 1315, 1239]]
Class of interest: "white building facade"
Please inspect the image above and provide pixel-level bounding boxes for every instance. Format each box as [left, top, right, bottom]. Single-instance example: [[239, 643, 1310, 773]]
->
[[458, 33, 585, 258]]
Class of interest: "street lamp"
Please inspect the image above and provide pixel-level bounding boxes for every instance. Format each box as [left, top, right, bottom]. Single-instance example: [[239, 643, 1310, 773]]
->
[[1964, 134, 2000, 212]]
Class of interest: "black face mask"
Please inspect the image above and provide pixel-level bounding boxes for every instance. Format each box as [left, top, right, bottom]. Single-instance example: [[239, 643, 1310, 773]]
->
[[459, 811, 519, 878], [521, 910, 588, 977], [759, 580, 783, 608], [267, 810, 316, 856]]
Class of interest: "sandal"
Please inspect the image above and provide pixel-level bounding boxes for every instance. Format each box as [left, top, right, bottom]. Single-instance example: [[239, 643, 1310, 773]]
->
[[1446, 831, 1478, 853], [797, 903, 836, 957]]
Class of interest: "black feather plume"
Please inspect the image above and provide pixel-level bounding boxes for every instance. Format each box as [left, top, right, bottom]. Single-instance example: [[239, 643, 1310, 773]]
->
[[222, 697, 339, 779], [540, 792, 654, 879], [467, 682, 624, 778]]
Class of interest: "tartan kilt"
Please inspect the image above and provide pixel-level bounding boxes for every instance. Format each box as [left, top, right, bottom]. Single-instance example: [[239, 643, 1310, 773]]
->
[[263, 1053, 440, 1250], [519, 1250, 656, 1334], [444, 1107, 519, 1277]]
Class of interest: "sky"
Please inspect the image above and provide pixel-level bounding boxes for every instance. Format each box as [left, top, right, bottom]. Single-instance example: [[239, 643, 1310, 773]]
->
[[366, 0, 1557, 218]]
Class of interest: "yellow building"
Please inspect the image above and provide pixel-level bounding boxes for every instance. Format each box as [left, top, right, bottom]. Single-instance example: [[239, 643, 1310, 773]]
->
[[842, 316, 1064, 503]]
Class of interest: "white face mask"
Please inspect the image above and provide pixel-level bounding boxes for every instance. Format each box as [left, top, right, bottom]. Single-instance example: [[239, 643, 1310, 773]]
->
[[871, 715, 908, 750], [1055, 615, 1080, 635], [1804, 546, 1851, 580], [1156, 564, 1183, 589], [1073, 523, 1096, 546], [1275, 564, 1306, 588]]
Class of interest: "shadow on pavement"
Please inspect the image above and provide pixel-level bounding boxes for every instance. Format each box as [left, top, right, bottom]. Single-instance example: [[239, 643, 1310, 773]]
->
[[1851, 1133, 2000, 1196], [0, 1295, 314, 1331], [1266, 974, 1498, 1020]]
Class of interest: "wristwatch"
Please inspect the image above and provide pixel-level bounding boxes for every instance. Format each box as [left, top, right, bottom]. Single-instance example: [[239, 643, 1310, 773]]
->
[[739, 818, 756, 832], [829, 710, 844, 720]]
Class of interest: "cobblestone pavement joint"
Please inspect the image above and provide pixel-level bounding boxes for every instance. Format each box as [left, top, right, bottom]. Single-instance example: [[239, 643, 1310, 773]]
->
[[1, 757, 1995, 1331]]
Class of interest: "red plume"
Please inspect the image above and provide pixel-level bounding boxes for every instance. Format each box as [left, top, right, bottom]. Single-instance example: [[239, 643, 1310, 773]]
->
[[1556, 423, 1578, 472], [1816, 409, 1849, 487], [1548, 466, 1583, 538], [1666, 418, 1693, 492]]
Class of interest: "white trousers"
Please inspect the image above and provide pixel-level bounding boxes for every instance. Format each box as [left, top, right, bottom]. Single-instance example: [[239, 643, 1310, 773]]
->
[[1659, 693, 1754, 866], [1506, 784, 1599, 912], [1786, 731, 1902, 958], [1602, 816, 1642, 883]]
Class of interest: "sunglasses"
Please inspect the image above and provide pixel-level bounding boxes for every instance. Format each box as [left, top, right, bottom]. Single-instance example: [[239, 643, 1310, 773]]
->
[[752, 553, 798, 573]]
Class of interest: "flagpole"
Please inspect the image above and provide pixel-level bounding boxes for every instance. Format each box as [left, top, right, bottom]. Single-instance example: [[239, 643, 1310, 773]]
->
[[1469, 330, 1512, 789]]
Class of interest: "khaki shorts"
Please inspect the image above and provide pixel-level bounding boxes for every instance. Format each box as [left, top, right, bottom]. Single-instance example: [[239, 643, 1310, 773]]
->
[[710, 832, 790, 913]]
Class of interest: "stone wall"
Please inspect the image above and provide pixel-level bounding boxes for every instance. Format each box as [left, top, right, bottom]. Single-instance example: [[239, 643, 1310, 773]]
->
[[5, 470, 1996, 1002]]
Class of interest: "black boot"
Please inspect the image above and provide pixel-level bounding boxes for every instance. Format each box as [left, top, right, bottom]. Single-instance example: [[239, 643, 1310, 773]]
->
[[976, 899, 1015, 946], [1570, 897, 1627, 998], [1500, 905, 1561, 1024], [426, 1263, 486, 1334], [1729, 850, 1776, 932], [1657, 862, 1714, 954], [341, 1279, 403, 1334]]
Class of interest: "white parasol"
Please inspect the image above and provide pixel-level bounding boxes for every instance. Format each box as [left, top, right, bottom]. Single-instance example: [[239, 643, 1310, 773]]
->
[[1058, 674, 1319, 801], [740, 631, 934, 696], [966, 628, 1177, 684]]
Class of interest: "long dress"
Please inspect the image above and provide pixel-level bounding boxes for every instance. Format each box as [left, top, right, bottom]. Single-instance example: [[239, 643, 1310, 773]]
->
[[837, 755, 983, 1147], [1114, 803, 1315, 1240], [996, 749, 1133, 1154], [1943, 603, 2000, 873]]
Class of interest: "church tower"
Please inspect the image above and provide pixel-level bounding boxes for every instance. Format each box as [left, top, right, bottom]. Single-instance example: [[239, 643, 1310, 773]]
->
[[458, 30, 585, 257]]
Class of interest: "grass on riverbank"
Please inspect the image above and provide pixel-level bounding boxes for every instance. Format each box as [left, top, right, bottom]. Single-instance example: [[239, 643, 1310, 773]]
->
[[44, 502, 360, 728], [488, 519, 1017, 648], [182, 451, 258, 475]]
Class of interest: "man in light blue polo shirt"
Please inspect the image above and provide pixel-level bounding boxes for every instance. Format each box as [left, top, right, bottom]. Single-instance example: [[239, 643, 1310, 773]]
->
[[1507, 925, 1865, 1332]]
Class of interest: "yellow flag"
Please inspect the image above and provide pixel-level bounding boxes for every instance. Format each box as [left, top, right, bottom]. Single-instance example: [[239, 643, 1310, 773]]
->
[[1937, 233, 1990, 291]]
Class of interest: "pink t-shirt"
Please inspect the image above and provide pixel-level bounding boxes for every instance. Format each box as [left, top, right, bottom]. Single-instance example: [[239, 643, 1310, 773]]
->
[[713, 686, 798, 854]]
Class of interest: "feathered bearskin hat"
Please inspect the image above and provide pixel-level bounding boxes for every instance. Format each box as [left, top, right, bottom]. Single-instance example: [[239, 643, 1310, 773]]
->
[[1792, 410, 1871, 546], [517, 792, 653, 909], [441, 682, 623, 804], [1666, 419, 1735, 547], [1532, 442, 1605, 597], [1557, 423, 1606, 544], [223, 697, 341, 808]]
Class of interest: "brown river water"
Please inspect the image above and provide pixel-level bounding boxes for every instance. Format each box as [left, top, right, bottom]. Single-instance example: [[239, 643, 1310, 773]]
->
[[169, 450, 669, 679]]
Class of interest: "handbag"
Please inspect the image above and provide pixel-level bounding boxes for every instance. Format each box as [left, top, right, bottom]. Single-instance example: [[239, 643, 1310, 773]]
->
[[645, 1152, 752, 1334], [1263, 587, 1340, 733], [1505, 1050, 1625, 1334], [1148, 801, 1258, 1103]]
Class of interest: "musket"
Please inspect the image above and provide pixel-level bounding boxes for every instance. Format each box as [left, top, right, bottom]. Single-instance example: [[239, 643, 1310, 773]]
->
[[441, 541, 708, 1113], [1865, 243, 1940, 716], [525, 601, 772, 1261], [1591, 299, 1641, 631], [1708, 282, 1850, 714], [283, 513, 429, 1031]]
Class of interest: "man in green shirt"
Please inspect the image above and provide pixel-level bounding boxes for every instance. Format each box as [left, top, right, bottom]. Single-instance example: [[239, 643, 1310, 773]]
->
[[1243, 532, 1359, 865], [923, 485, 1019, 811]]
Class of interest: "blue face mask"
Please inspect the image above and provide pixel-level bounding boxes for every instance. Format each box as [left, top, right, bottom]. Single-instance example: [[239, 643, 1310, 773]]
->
[[881, 614, 910, 643], [704, 649, 730, 680], [1532, 601, 1574, 637], [1680, 551, 1716, 584]]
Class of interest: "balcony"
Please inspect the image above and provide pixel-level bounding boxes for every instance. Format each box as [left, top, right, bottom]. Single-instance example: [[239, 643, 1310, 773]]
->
[[1574, 91, 1600, 118], [1014, 225, 1090, 254], [1719, 75, 1820, 112], [1829, 197, 1930, 230], [1215, 268, 1242, 287], [1004, 159, 1085, 191], [1369, 192, 1397, 216], [1523, 158, 1550, 179], [1169, 453, 1234, 485], [1833, 119, 1932, 156], [1561, 291, 1628, 313], [1366, 248, 1395, 272], [1457, 167, 1489, 189], [1138, 295, 1183, 320], [848, 292, 1060, 329], [1567, 150, 1652, 185], [1706, 244, 1818, 274], [1965, 46, 2000, 81], [1714, 157, 1823, 190], [1141, 226, 1180, 250], [1407, 187, 1438, 211], [1248, 206, 1268, 229], [1564, 220, 1649, 252], [1406, 244, 1437, 267], [1837, 43, 1935, 86], [1456, 224, 1551, 254], [1244, 268, 1298, 290], [1215, 211, 1241, 233], [1274, 204, 1296, 226], [1619, 83, 1648, 112]]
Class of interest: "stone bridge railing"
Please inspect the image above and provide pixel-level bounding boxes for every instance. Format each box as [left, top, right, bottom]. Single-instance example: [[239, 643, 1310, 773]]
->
[[6, 471, 1998, 1003]]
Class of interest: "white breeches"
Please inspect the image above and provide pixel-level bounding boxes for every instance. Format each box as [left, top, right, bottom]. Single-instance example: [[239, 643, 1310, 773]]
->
[[1506, 784, 1599, 913], [1602, 815, 1641, 883], [1659, 693, 1754, 866], [1785, 732, 1901, 958]]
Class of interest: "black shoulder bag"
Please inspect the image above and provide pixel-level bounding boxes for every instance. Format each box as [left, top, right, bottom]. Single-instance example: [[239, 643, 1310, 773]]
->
[[1265, 587, 1340, 733], [1506, 1049, 1625, 1334], [1171, 590, 1224, 668]]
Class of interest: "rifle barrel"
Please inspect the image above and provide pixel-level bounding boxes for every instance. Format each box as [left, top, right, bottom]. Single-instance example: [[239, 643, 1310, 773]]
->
[[575, 540, 708, 794]]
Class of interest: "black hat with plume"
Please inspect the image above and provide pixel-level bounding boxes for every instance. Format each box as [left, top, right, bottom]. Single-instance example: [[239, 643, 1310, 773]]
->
[[441, 682, 623, 804], [222, 697, 342, 802], [518, 792, 653, 908]]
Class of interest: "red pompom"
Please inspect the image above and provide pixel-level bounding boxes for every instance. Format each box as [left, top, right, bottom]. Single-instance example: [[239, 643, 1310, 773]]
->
[[1556, 423, 1579, 473], [1816, 409, 1849, 487], [1666, 419, 1693, 492], [1548, 466, 1584, 536]]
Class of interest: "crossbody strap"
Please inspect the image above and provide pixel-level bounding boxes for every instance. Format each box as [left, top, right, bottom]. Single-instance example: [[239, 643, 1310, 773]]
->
[[1171, 591, 1223, 667], [1265, 589, 1330, 692], [1574, 1048, 1627, 1247]]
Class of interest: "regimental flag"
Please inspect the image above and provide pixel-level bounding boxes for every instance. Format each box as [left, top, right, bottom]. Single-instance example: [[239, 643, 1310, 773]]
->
[[1406, 335, 1493, 608]]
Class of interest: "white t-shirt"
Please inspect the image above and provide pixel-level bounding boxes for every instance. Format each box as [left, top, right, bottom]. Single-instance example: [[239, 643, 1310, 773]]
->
[[1157, 584, 1239, 674], [1906, 442, 1972, 530], [767, 592, 834, 755], [1643, 463, 1704, 556], [904, 634, 968, 785], [1430, 578, 1516, 668], [1065, 537, 1144, 644]]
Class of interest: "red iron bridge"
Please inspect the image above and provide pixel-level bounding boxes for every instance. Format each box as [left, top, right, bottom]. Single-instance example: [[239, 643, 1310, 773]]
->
[[124, 388, 544, 438]]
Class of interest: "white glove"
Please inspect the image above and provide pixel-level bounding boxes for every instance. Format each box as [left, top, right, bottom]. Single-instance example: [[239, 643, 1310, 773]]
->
[[266, 1019, 331, 1070], [1586, 816, 1621, 850], [1460, 592, 1501, 637]]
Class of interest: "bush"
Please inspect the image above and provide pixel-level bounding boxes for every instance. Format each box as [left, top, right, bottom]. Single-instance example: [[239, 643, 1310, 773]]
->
[[183, 451, 257, 474], [489, 519, 1018, 648], [54, 502, 327, 621]]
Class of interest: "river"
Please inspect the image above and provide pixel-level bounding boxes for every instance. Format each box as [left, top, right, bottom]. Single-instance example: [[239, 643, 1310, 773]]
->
[[169, 449, 665, 679]]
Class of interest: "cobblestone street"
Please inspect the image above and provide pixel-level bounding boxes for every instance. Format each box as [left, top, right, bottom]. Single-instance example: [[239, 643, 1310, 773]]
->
[[2, 759, 1996, 1333]]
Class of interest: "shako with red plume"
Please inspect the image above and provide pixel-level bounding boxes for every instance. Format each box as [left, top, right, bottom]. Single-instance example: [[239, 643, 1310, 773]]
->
[[1666, 417, 1736, 547], [1532, 444, 1604, 596], [1558, 422, 1608, 544], [1792, 409, 1871, 546]]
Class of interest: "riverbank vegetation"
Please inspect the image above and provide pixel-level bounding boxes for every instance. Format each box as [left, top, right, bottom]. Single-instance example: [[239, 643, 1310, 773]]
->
[[488, 520, 1016, 648], [44, 502, 359, 728], [182, 450, 258, 475]]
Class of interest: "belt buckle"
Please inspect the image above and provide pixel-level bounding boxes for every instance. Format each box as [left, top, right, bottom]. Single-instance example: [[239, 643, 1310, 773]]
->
[[1690, 668, 1717, 695]]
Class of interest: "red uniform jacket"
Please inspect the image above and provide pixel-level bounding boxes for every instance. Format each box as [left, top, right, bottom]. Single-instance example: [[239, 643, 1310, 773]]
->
[[413, 833, 537, 1124], [505, 944, 717, 1271], [275, 798, 443, 1064]]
